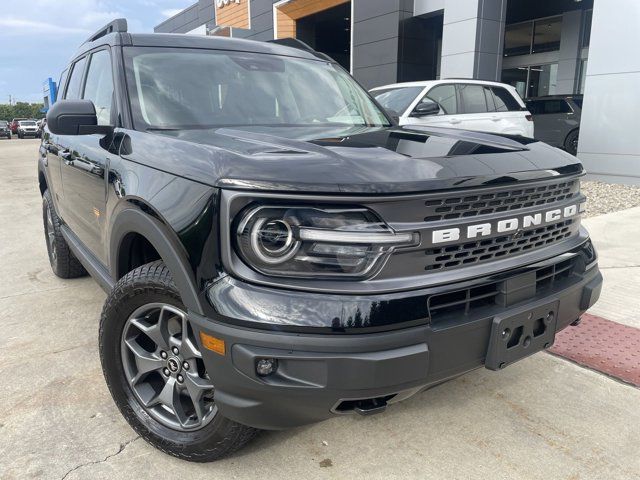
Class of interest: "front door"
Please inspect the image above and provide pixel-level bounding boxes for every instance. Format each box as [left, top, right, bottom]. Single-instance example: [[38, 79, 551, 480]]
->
[[59, 48, 115, 263]]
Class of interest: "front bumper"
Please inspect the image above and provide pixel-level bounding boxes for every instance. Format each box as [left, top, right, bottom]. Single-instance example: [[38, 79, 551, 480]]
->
[[190, 244, 602, 430]]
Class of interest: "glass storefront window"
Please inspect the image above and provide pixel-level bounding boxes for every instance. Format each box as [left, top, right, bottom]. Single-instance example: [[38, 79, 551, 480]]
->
[[578, 59, 588, 94], [502, 67, 528, 98], [502, 64, 559, 98], [528, 64, 558, 97], [504, 16, 562, 57], [504, 22, 533, 57], [582, 10, 592, 48], [532, 17, 562, 54]]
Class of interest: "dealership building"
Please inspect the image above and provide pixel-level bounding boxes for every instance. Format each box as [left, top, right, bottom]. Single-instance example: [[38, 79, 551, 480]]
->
[[155, 0, 640, 183]]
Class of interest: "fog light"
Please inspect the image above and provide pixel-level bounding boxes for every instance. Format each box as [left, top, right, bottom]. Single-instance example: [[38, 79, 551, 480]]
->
[[256, 358, 278, 377]]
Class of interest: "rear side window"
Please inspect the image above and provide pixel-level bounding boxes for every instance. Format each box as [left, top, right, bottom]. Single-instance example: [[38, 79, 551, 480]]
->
[[458, 84, 487, 114], [491, 87, 521, 112], [83, 50, 114, 125], [424, 84, 457, 114], [572, 98, 583, 109], [528, 99, 572, 114], [64, 57, 87, 100]]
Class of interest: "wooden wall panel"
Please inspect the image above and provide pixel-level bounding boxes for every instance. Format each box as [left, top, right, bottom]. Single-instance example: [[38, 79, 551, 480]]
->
[[215, 0, 250, 29]]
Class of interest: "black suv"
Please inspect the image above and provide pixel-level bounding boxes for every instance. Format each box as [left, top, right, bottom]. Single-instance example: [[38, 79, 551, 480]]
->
[[40, 20, 602, 462]]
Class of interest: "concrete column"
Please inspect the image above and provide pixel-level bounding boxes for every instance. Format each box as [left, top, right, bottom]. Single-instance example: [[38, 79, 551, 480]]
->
[[555, 10, 582, 94], [439, 0, 506, 80]]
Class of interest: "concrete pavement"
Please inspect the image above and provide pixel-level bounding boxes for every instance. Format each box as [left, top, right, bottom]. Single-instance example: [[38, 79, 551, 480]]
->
[[0, 139, 638, 480]]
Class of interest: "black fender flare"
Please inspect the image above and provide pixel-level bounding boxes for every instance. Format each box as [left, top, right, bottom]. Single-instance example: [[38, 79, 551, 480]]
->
[[109, 208, 205, 315]]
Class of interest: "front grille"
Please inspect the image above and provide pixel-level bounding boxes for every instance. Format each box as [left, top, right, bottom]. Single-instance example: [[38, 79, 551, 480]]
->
[[424, 219, 576, 272], [428, 257, 577, 324], [423, 179, 579, 222]]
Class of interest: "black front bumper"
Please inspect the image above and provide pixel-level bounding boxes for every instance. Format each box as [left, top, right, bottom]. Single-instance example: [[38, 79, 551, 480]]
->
[[189, 245, 602, 430]]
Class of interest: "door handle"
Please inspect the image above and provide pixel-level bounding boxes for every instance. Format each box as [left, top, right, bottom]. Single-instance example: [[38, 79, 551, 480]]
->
[[491, 116, 501, 122], [450, 118, 461, 124]]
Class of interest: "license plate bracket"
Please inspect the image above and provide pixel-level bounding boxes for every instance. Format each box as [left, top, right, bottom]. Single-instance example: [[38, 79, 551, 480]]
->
[[485, 300, 559, 371]]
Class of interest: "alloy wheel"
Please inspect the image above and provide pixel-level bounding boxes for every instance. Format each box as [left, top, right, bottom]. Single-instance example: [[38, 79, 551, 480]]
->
[[121, 303, 216, 431]]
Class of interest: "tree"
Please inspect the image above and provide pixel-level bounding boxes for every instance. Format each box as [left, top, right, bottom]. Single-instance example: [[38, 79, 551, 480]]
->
[[0, 102, 45, 121]]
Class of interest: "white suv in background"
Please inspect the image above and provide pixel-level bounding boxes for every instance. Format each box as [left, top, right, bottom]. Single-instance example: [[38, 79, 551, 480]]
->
[[370, 80, 534, 137]]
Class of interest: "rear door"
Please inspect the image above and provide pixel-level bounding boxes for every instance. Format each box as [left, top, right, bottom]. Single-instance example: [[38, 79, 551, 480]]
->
[[456, 84, 495, 132]]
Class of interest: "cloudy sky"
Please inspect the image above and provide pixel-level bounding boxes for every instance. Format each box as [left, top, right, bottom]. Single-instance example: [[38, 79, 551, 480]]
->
[[0, 0, 194, 104]]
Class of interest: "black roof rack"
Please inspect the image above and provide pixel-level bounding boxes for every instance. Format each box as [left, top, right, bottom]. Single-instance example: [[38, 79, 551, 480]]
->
[[266, 38, 334, 62], [84, 18, 127, 44]]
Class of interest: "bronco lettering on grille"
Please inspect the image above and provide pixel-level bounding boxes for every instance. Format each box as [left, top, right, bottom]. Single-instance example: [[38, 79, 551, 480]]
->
[[432, 203, 585, 245]]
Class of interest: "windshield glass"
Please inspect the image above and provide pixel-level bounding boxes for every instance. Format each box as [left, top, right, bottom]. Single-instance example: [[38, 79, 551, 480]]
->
[[20, 121, 36, 126], [371, 87, 424, 115], [123, 47, 390, 130]]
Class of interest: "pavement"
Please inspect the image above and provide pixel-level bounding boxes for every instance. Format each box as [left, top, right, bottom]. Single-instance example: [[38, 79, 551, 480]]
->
[[0, 139, 639, 480]]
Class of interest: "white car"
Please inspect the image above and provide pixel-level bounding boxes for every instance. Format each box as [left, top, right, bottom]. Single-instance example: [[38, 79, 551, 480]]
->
[[371, 80, 534, 137], [17, 120, 39, 138]]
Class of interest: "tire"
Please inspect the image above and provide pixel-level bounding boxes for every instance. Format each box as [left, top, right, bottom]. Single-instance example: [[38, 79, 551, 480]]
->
[[564, 129, 579, 156], [99, 261, 259, 462], [18, 132, 23, 139], [42, 189, 87, 278]]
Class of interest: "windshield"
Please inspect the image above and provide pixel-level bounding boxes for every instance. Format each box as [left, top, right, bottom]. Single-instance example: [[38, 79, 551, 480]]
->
[[124, 47, 390, 130], [20, 121, 36, 126], [371, 87, 424, 115]]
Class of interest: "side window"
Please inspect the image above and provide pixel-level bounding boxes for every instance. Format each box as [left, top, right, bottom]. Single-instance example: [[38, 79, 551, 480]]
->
[[484, 87, 496, 112], [526, 100, 543, 115], [542, 100, 572, 114], [424, 84, 458, 115], [491, 87, 522, 112], [57, 69, 69, 102], [458, 84, 487, 114], [64, 57, 87, 100], [83, 50, 114, 125]]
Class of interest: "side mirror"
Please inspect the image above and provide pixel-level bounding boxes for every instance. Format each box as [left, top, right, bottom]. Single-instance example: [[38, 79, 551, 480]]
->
[[411, 101, 440, 117], [46, 99, 113, 136]]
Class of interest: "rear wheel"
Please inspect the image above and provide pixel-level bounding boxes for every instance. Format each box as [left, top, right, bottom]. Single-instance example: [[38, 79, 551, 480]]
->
[[42, 189, 87, 278], [100, 261, 258, 462], [564, 129, 579, 156]]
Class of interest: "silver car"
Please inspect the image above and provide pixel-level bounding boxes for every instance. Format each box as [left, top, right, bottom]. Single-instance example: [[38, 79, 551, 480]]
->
[[525, 95, 582, 156]]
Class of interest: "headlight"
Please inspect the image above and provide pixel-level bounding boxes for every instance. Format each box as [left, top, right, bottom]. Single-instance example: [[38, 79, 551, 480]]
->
[[234, 206, 417, 279]]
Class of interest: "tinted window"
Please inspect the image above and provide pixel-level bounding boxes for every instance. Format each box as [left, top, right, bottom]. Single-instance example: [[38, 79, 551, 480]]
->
[[572, 97, 583, 109], [527, 99, 571, 115], [492, 87, 521, 111], [544, 100, 571, 114], [83, 50, 114, 125], [65, 57, 87, 100], [424, 84, 457, 114], [372, 87, 424, 115], [458, 84, 487, 114]]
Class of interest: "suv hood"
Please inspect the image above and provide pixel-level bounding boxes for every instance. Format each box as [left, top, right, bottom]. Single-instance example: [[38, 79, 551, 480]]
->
[[125, 125, 583, 194]]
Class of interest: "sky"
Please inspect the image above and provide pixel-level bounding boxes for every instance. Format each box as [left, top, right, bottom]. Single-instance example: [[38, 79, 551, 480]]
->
[[0, 0, 194, 104]]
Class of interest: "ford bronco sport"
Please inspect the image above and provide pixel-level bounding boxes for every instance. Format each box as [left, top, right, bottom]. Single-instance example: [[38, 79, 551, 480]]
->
[[40, 19, 602, 462]]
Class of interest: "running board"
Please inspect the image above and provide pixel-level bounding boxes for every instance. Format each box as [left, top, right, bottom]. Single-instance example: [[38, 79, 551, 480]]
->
[[60, 225, 114, 293]]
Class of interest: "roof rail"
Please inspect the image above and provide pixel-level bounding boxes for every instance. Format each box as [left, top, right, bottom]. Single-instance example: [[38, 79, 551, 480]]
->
[[266, 37, 334, 62], [84, 18, 127, 44]]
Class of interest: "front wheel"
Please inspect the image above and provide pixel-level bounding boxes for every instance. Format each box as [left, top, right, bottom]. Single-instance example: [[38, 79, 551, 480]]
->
[[99, 261, 258, 462]]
